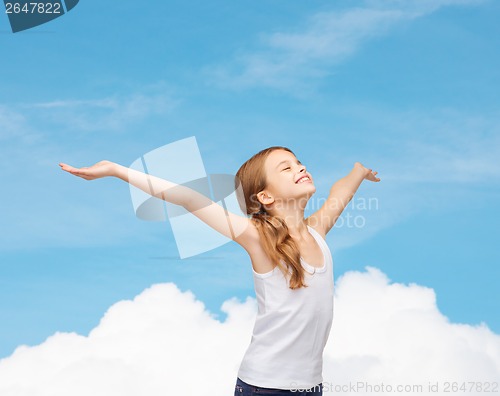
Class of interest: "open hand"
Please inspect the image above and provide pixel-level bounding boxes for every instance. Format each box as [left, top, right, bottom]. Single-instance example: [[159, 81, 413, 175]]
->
[[354, 162, 381, 182], [59, 160, 116, 180], [365, 169, 380, 182]]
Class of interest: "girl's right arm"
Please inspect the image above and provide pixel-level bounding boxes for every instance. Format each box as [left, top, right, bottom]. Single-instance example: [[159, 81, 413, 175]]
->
[[306, 162, 380, 237], [59, 160, 260, 250]]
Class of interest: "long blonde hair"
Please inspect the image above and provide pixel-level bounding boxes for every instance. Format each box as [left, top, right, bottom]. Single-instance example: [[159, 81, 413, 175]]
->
[[235, 147, 307, 289]]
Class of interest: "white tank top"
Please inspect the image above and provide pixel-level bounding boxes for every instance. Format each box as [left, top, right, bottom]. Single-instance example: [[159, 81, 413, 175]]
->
[[237, 225, 334, 390]]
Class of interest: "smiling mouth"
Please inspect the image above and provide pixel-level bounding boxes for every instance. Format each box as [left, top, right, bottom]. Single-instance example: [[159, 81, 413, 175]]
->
[[296, 176, 311, 184]]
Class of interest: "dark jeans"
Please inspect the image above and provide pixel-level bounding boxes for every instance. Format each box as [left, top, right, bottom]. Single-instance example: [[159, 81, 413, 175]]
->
[[234, 377, 323, 396]]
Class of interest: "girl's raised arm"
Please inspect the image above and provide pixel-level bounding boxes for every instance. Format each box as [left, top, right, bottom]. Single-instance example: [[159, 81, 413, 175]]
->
[[59, 160, 259, 249], [306, 162, 380, 237]]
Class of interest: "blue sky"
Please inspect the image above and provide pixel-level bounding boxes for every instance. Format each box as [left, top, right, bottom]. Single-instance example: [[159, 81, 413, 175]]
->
[[0, 0, 499, 360]]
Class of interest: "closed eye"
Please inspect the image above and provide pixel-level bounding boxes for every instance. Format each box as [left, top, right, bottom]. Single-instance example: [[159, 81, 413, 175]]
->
[[282, 167, 291, 171]]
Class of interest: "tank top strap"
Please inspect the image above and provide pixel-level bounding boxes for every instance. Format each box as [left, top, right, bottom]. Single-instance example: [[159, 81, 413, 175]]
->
[[306, 225, 333, 271]]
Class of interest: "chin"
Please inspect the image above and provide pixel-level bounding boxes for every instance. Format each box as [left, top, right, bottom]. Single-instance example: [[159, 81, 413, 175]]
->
[[302, 184, 316, 198], [305, 182, 316, 192]]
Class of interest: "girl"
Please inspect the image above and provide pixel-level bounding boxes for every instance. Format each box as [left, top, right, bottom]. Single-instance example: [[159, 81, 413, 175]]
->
[[59, 146, 380, 396]]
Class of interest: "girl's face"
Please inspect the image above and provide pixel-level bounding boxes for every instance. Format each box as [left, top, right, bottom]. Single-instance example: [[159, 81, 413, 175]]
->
[[259, 149, 316, 209]]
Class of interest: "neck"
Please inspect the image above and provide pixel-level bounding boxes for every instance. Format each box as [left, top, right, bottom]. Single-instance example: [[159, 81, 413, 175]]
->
[[270, 202, 309, 239]]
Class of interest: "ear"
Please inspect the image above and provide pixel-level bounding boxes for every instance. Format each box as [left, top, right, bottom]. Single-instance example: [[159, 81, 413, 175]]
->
[[257, 190, 274, 206]]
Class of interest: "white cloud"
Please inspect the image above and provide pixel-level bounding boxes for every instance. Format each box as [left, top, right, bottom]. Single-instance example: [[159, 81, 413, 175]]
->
[[0, 105, 41, 144], [0, 106, 24, 140], [206, 0, 486, 93], [326, 267, 500, 391], [25, 92, 179, 132], [0, 267, 498, 396]]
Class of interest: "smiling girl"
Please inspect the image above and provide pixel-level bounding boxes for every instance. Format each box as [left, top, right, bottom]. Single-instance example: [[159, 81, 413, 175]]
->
[[60, 146, 380, 396]]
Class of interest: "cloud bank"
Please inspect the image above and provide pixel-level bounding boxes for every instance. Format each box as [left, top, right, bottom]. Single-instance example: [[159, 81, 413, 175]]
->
[[0, 267, 498, 396]]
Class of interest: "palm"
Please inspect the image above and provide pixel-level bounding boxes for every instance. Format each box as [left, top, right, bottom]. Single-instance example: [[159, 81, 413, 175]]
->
[[366, 170, 380, 182], [59, 160, 114, 180]]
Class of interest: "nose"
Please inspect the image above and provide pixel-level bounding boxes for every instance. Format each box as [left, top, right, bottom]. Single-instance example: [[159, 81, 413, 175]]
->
[[298, 164, 306, 173]]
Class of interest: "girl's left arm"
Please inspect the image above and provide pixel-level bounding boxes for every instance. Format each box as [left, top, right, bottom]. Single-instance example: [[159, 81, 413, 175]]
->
[[306, 162, 380, 237]]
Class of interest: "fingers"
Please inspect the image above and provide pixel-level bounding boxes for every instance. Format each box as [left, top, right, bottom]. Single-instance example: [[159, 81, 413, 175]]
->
[[59, 163, 73, 173], [59, 163, 87, 176], [366, 170, 380, 182], [59, 162, 75, 170], [59, 163, 76, 173]]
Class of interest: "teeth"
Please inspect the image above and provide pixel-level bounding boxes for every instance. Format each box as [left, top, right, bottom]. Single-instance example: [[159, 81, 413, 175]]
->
[[297, 176, 310, 183]]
